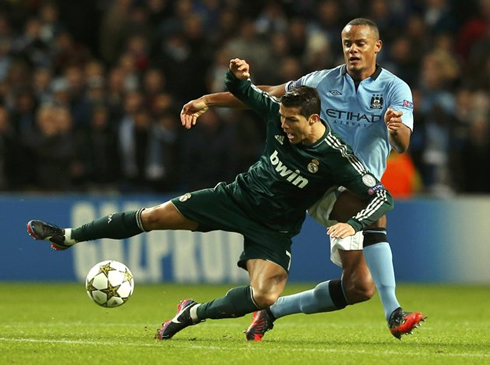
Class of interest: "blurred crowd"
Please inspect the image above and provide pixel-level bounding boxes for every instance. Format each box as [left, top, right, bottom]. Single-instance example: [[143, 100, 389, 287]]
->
[[0, 0, 489, 196]]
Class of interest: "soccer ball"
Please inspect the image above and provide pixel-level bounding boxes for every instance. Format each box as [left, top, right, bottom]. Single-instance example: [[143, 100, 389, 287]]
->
[[85, 260, 134, 308]]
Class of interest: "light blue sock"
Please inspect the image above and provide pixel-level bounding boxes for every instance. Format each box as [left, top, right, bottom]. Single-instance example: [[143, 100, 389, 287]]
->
[[269, 281, 340, 319], [363, 242, 400, 321]]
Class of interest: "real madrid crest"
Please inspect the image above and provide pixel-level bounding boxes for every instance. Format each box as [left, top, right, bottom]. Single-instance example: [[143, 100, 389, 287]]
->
[[307, 159, 319, 173]]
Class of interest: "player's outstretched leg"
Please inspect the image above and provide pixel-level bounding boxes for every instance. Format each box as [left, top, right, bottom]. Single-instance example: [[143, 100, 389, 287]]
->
[[156, 299, 202, 340], [388, 307, 426, 339], [27, 209, 147, 251], [27, 220, 72, 251], [244, 309, 275, 341]]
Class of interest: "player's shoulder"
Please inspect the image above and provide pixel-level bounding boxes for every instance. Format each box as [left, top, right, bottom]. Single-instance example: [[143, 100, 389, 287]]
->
[[313, 65, 344, 78], [302, 65, 344, 83], [378, 67, 411, 90], [323, 126, 354, 153]]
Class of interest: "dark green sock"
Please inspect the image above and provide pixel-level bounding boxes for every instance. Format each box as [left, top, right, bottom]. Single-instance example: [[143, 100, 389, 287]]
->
[[196, 286, 260, 320], [71, 209, 145, 242]]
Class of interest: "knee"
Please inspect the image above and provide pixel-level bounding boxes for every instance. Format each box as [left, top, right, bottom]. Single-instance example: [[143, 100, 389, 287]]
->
[[141, 206, 162, 229], [141, 202, 193, 230], [343, 278, 375, 304], [251, 288, 280, 309]]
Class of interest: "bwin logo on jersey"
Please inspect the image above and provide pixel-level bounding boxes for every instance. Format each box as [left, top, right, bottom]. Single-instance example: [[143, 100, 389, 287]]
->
[[370, 94, 384, 109], [270, 150, 309, 188]]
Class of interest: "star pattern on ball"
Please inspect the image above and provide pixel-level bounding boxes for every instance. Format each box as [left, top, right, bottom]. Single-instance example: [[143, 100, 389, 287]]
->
[[98, 262, 117, 276], [123, 268, 134, 283], [100, 281, 121, 303], [86, 277, 97, 293], [86, 261, 134, 308]]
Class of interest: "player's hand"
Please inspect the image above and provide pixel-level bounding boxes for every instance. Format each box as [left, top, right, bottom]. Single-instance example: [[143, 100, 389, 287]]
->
[[229, 58, 250, 80], [327, 223, 355, 239], [180, 98, 209, 129], [385, 108, 404, 133]]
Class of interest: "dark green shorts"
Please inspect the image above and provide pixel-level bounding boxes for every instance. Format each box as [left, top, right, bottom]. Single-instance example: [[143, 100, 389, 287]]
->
[[171, 182, 293, 273]]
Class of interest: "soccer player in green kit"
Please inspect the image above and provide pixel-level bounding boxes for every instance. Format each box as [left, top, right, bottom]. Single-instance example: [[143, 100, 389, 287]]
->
[[27, 58, 393, 340], [181, 18, 425, 341]]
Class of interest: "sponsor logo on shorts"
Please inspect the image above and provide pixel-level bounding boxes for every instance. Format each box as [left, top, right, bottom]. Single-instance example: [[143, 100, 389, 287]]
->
[[179, 193, 192, 202]]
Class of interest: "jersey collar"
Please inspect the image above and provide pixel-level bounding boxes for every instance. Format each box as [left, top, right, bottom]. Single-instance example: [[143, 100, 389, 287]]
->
[[342, 64, 382, 81]]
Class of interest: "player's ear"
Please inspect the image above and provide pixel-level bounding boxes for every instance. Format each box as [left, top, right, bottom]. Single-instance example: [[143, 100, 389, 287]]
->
[[375, 39, 382, 54], [309, 114, 320, 124]]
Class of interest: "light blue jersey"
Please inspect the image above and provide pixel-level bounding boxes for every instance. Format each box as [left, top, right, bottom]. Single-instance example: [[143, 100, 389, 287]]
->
[[286, 65, 414, 179]]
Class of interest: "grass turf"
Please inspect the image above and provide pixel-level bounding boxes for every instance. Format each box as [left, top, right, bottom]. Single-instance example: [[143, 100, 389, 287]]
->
[[0, 283, 489, 364]]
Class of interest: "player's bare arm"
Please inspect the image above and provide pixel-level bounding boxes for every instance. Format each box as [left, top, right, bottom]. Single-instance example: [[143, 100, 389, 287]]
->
[[180, 82, 287, 129], [384, 108, 411, 153], [327, 190, 391, 239], [330, 189, 387, 230], [180, 98, 210, 130], [180, 60, 254, 130]]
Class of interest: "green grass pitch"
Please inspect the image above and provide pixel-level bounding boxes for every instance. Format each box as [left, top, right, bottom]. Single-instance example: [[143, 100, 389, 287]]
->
[[0, 283, 489, 364]]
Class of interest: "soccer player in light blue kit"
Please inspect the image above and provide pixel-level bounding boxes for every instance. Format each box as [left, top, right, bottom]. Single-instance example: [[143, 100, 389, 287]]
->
[[180, 18, 425, 340]]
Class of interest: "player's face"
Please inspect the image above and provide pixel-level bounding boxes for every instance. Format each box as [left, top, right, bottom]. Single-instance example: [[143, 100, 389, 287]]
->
[[341, 25, 382, 80], [279, 105, 313, 145]]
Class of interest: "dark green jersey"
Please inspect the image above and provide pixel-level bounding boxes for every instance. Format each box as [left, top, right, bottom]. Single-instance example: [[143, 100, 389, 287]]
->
[[224, 70, 393, 236]]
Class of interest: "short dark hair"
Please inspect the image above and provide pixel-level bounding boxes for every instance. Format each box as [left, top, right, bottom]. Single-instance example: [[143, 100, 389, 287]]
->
[[281, 86, 321, 118], [345, 18, 380, 40]]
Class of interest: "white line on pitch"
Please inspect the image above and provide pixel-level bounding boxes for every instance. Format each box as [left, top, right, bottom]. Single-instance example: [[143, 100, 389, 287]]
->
[[0, 337, 488, 359]]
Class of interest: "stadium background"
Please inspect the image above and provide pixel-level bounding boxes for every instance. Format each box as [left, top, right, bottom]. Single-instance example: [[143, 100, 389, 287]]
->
[[0, 0, 489, 284]]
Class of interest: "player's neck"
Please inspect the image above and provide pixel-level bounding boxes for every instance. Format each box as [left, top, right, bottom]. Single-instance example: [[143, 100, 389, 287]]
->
[[347, 64, 377, 82], [303, 123, 326, 146]]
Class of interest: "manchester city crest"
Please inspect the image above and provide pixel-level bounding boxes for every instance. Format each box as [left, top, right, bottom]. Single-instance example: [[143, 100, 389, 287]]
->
[[370, 94, 384, 109], [307, 159, 319, 173]]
